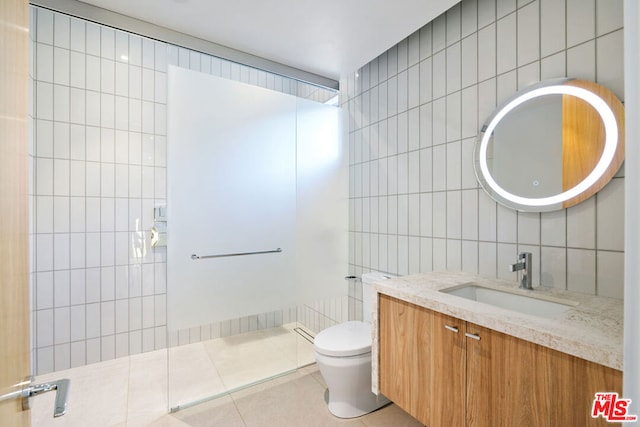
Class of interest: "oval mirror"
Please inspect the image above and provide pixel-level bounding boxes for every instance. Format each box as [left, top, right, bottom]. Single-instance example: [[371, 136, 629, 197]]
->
[[474, 78, 625, 212]]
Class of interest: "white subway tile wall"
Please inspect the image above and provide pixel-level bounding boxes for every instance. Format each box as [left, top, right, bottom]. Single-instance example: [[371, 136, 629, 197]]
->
[[31, 6, 338, 375], [343, 0, 625, 311]]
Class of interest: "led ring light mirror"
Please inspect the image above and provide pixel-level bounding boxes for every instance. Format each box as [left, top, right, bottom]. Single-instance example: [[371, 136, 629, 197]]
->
[[474, 78, 625, 212]]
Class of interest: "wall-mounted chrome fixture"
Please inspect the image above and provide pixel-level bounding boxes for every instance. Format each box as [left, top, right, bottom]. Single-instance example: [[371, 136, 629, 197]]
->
[[509, 252, 533, 290], [191, 248, 282, 260], [151, 205, 167, 247], [154, 206, 167, 221]]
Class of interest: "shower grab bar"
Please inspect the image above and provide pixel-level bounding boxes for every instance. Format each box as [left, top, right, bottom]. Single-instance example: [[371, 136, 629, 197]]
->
[[191, 248, 282, 260]]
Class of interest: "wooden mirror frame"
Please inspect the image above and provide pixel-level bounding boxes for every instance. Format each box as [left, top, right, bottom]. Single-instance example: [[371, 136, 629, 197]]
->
[[474, 78, 625, 212]]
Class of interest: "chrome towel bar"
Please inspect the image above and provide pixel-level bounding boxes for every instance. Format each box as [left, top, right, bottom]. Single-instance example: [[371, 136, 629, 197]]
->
[[191, 248, 282, 260]]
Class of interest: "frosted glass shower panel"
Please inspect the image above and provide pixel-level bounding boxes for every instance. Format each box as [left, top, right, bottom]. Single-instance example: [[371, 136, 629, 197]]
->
[[296, 98, 348, 304], [167, 66, 297, 330]]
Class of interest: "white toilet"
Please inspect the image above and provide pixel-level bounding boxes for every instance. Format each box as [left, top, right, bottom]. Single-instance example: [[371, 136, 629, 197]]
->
[[313, 272, 393, 418]]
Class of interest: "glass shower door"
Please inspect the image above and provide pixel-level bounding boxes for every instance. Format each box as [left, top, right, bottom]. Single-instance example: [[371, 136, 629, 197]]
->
[[167, 66, 299, 409], [166, 66, 347, 411]]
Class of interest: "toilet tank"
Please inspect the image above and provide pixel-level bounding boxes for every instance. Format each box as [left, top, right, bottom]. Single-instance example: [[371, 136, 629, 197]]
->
[[361, 272, 396, 324]]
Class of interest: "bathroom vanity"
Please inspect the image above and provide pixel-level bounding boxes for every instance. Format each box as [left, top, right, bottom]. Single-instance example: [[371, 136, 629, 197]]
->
[[371, 272, 623, 427]]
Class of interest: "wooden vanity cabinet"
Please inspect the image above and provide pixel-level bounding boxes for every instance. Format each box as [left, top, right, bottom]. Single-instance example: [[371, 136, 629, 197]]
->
[[378, 294, 432, 424], [466, 323, 550, 426], [547, 349, 623, 427], [378, 294, 623, 427], [431, 310, 467, 427]]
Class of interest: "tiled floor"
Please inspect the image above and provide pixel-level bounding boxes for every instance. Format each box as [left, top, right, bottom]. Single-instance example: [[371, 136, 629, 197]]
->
[[159, 366, 423, 427], [169, 324, 315, 408], [31, 326, 422, 426]]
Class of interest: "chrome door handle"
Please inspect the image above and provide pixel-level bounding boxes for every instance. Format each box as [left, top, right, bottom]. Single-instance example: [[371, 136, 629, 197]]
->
[[444, 324, 459, 333], [0, 377, 70, 417], [25, 379, 71, 417]]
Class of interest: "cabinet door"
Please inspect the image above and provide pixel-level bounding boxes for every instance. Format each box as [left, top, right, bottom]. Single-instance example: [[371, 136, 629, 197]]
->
[[548, 349, 622, 427], [466, 323, 549, 427], [431, 311, 466, 427], [379, 294, 432, 425]]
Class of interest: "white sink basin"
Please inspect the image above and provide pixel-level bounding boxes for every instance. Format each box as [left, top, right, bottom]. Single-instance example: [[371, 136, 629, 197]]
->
[[440, 283, 577, 318]]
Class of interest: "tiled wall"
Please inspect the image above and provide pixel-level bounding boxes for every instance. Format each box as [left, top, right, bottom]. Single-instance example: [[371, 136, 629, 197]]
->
[[343, 0, 626, 311], [30, 6, 338, 375], [167, 295, 350, 347]]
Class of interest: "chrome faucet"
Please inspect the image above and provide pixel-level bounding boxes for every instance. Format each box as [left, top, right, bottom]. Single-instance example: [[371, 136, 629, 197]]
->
[[509, 252, 533, 290]]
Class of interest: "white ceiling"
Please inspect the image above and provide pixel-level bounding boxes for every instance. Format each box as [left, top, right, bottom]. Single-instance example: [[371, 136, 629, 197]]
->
[[76, 0, 459, 81]]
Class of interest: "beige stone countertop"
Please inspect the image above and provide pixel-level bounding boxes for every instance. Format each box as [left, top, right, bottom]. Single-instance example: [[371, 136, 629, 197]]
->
[[370, 271, 623, 393]]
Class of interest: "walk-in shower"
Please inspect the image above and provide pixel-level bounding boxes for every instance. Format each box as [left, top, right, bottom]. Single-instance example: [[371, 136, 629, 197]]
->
[[28, 4, 347, 416]]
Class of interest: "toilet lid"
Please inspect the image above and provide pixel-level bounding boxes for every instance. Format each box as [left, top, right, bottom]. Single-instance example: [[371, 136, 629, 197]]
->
[[314, 321, 372, 357]]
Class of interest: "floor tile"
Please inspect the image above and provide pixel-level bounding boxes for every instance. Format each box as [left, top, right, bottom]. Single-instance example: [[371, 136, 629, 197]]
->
[[204, 328, 298, 391], [128, 351, 169, 426], [29, 325, 421, 427], [360, 404, 424, 427], [31, 358, 130, 427], [163, 395, 245, 427], [232, 371, 364, 427], [202, 324, 315, 393], [167, 342, 226, 409]]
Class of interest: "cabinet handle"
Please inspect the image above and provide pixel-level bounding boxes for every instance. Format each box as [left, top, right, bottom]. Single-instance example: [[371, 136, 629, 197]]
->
[[465, 332, 481, 341], [444, 325, 459, 333]]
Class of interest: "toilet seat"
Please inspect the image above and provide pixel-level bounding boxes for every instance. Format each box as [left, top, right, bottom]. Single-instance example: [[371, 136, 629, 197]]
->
[[314, 321, 371, 357]]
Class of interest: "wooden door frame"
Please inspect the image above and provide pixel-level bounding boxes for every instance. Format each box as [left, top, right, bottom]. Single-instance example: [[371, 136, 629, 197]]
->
[[0, 0, 31, 425]]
